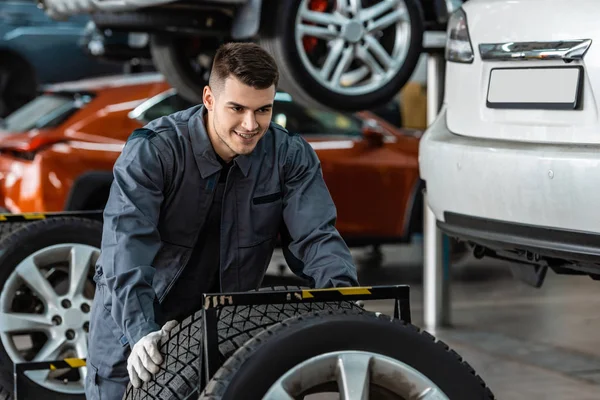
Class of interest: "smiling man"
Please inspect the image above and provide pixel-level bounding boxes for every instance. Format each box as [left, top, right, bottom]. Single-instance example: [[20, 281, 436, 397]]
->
[[85, 42, 359, 400]]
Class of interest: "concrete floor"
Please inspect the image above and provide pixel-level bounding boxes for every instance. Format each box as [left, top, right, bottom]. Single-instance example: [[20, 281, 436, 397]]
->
[[267, 241, 600, 400]]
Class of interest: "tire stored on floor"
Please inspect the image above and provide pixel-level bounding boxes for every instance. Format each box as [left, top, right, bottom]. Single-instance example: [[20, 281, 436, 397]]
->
[[0, 217, 102, 399], [259, 0, 424, 111], [123, 287, 361, 400], [201, 310, 495, 399]]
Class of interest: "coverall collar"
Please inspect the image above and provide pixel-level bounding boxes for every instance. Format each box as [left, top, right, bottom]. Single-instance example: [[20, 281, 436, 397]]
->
[[188, 105, 253, 179]]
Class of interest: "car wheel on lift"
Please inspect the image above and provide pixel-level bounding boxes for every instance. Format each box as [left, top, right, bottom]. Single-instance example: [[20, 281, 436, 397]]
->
[[259, 0, 424, 111], [0, 217, 102, 399], [122, 287, 362, 400], [200, 310, 495, 399], [149, 34, 217, 104]]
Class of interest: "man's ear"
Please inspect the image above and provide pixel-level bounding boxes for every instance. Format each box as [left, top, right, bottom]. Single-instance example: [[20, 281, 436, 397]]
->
[[203, 85, 214, 111]]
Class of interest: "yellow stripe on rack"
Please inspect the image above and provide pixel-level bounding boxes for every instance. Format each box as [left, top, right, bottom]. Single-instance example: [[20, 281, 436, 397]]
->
[[23, 213, 46, 220], [301, 287, 372, 298], [64, 358, 86, 368]]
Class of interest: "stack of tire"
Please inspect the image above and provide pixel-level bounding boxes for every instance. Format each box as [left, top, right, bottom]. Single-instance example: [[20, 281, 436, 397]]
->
[[0, 217, 494, 399], [123, 298, 495, 399]]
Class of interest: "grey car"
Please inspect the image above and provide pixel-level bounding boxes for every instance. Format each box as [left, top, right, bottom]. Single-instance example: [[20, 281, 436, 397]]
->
[[0, 0, 124, 117]]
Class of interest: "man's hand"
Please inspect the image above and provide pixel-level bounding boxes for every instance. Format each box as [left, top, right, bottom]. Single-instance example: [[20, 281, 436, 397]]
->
[[126, 320, 178, 388]]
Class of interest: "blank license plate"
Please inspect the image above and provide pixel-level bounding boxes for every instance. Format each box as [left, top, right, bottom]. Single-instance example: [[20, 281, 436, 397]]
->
[[486, 67, 583, 110]]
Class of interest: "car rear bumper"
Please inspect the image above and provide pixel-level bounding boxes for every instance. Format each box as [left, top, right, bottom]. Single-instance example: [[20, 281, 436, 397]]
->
[[42, 0, 177, 17], [439, 212, 600, 265], [419, 105, 600, 241]]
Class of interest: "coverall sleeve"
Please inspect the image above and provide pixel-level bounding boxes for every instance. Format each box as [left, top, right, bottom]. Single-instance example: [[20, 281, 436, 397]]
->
[[280, 134, 360, 288], [100, 131, 169, 346]]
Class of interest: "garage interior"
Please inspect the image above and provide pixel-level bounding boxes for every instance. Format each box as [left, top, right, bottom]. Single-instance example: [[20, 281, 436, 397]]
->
[[1, 0, 598, 399]]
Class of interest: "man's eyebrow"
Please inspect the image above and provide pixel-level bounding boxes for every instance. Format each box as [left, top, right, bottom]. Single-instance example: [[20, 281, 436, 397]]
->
[[225, 101, 273, 110]]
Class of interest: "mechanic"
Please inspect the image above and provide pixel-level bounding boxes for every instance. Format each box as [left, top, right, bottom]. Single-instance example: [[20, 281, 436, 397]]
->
[[85, 42, 360, 400]]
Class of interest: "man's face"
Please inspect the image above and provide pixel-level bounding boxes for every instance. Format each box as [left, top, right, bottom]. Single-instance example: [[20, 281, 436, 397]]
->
[[203, 76, 275, 161]]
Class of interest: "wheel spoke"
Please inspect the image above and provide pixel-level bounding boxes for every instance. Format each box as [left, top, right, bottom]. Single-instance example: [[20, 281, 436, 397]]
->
[[341, 66, 370, 86], [263, 382, 295, 400], [299, 8, 346, 27], [364, 35, 394, 70], [337, 0, 362, 15], [358, 45, 385, 79], [68, 246, 96, 298], [76, 335, 88, 383], [368, 7, 407, 32], [34, 336, 66, 361], [330, 46, 355, 88], [417, 387, 447, 399], [75, 333, 88, 359], [360, 0, 400, 22], [320, 39, 346, 80], [0, 312, 52, 333], [337, 353, 372, 400], [24, 369, 50, 384], [297, 23, 339, 40], [16, 258, 59, 308]]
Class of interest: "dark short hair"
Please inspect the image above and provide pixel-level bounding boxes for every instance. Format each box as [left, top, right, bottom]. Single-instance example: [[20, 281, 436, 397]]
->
[[209, 42, 279, 92]]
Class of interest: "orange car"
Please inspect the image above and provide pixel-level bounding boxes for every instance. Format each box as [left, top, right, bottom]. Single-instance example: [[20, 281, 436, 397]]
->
[[0, 73, 423, 246]]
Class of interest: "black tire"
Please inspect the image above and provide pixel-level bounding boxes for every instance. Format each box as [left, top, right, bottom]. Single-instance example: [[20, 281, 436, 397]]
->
[[149, 34, 218, 104], [122, 287, 362, 400], [0, 222, 25, 241], [201, 310, 495, 399], [0, 55, 37, 118], [0, 217, 102, 399], [259, 0, 424, 111]]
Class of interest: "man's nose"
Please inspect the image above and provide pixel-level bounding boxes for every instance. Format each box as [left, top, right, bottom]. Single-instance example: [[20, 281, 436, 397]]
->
[[241, 112, 258, 132]]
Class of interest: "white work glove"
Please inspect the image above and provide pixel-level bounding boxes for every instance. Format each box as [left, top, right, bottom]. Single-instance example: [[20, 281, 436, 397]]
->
[[127, 320, 178, 388]]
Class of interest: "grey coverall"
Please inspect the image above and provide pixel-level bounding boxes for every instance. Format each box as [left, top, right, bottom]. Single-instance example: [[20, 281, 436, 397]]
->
[[85, 105, 359, 399]]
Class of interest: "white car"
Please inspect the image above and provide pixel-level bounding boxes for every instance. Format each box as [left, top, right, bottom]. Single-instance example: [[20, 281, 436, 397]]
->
[[419, 0, 600, 283]]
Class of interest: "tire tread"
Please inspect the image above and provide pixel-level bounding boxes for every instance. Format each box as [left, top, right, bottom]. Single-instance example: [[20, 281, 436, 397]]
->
[[200, 310, 495, 399], [123, 286, 360, 400]]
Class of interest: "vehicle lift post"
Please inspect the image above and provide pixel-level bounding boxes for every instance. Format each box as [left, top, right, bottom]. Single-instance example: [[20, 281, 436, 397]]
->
[[423, 50, 451, 333]]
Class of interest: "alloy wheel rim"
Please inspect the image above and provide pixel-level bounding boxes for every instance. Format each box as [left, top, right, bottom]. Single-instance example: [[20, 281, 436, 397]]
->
[[0, 243, 99, 394], [294, 0, 412, 96], [264, 350, 449, 399]]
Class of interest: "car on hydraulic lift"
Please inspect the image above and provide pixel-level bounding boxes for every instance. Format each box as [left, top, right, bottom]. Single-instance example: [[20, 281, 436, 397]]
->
[[419, 0, 600, 287], [38, 0, 464, 111], [0, 72, 426, 398]]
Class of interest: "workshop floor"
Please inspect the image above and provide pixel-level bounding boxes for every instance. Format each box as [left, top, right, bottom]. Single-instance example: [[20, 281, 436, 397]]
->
[[266, 240, 600, 400]]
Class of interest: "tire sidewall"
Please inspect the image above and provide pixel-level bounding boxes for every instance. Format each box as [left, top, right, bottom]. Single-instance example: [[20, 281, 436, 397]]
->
[[218, 313, 489, 399], [0, 218, 102, 399], [270, 0, 425, 110]]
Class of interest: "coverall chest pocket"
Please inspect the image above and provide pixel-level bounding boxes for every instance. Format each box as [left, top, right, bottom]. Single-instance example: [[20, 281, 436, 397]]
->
[[239, 191, 283, 247]]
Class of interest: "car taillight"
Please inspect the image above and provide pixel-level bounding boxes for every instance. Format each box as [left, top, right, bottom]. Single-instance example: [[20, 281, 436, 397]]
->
[[445, 8, 474, 63]]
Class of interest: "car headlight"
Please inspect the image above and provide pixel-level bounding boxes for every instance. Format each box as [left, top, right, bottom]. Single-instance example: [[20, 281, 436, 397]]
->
[[445, 8, 474, 63]]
